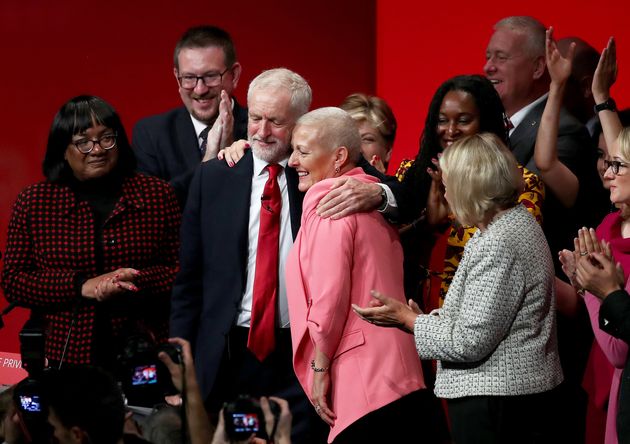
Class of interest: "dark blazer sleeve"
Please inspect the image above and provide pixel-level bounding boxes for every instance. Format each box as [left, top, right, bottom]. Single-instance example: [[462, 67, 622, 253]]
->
[[170, 166, 204, 343], [132, 109, 201, 208], [600, 290, 630, 343], [233, 99, 248, 141], [133, 119, 161, 178], [356, 156, 403, 218], [512, 102, 593, 177]]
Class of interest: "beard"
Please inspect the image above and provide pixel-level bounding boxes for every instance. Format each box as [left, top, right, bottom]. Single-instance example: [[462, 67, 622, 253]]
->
[[248, 134, 291, 164]]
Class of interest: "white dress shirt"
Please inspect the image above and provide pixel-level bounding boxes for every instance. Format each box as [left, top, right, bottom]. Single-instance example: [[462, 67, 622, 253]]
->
[[236, 154, 292, 328], [189, 98, 236, 146], [509, 93, 548, 137]]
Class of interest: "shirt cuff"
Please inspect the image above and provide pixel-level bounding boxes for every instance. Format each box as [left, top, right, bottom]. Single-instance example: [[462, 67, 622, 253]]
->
[[376, 183, 398, 215]]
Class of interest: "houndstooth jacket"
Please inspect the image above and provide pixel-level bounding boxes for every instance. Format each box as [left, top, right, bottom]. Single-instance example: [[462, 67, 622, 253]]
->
[[414, 204, 564, 398], [2, 173, 180, 364]]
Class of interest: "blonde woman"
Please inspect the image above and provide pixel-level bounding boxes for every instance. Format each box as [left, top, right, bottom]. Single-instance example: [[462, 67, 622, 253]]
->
[[354, 133, 563, 443]]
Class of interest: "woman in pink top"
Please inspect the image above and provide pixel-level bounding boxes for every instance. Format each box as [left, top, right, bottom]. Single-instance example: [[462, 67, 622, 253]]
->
[[285, 107, 428, 443], [561, 37, 629, 444]]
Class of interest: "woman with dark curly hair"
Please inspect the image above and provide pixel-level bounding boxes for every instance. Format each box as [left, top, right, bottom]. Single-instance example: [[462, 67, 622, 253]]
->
[[399, 75, 510, 223], [1, 96, 180, 371], [396, 75, 543, 310]]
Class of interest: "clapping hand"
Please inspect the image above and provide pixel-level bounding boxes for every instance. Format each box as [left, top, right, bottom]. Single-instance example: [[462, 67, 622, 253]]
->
[[426, 157, 449, 226], [592, 37, 617, 104], [546, 27, 574, 87]]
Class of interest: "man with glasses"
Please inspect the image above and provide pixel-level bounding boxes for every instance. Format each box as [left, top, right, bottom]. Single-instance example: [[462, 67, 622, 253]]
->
[[133, 25, 246, 206]]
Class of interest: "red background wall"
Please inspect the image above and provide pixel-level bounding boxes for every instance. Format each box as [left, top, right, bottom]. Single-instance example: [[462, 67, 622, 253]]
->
[[1, 0, 629, 354], [377, 0, 630, 173], [0, 0, 375, 352]]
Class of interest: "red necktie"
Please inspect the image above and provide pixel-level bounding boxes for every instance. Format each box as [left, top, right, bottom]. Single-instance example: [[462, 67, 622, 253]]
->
[[506, 118, 515, 131], [248, 164, 282, 361]]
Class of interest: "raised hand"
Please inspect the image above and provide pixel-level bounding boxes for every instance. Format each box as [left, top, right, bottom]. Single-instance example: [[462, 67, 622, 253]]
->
[[576, 251, 625, 300], [426, 158, 449, 226], [368, 154, 386, 174], [592, 37, 617, 103], [218, 89, 235, 149], [202, 110, 224, 162], [546, 27, 574, 86]]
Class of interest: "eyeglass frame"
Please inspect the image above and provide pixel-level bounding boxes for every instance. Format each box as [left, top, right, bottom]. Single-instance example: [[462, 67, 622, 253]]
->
[[604, 159, 628, 175], [177, 66, 231, 90], [71, 132, 118, 154]]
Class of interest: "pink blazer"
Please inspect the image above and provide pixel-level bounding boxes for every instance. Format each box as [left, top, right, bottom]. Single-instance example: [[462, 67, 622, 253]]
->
[[286, 168, 425, 442]]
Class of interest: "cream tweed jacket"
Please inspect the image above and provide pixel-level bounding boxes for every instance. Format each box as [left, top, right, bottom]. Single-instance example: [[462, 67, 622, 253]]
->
[[414, 204, 564, 398]]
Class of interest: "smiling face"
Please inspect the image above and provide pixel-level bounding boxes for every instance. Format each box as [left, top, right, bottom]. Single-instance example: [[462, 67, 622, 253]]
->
[[247, 87, 296, 164], [357, 120, 391, 165], [597, 133, 612, 189], [605, 144, 630, 205], [65, 123, 119, 181], [437, 90, 481, 150], [174, 46, 240, 124], [484, 28, 541, 116], [289, 123, 338, 192]]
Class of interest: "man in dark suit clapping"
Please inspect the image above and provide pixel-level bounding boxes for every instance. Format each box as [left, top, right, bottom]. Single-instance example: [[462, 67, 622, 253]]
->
[[133, 25, 247, 206]]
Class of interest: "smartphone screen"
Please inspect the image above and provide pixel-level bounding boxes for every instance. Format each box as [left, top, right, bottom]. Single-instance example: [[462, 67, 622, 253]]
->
[[231, 412, 260, 433], [19, 395, 41, 413], [131, 365, 158, 386]]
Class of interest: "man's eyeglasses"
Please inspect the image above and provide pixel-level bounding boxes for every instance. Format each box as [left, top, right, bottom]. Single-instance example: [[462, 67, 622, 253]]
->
[[604, 159, 628, 175], [177, 67, 230, 90], [71, 133, 117, 154]]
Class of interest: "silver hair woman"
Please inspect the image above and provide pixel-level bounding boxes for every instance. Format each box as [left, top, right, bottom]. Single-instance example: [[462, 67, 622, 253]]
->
[[354, 132, 563, 443]]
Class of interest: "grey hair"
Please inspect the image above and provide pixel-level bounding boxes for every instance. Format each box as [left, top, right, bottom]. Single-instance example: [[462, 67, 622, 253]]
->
[[248, 68, 312, 118], [143, 405, 183, 444], [494, 16, 546, 58], [295, 107, 363, 164]]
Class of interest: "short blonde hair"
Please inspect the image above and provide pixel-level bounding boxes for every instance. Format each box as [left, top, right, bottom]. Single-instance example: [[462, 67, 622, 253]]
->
[[340, 93, 397, 148], [618, 127, 630, 161], [295, 107, 363, 164], [440, 133, 521, 226]]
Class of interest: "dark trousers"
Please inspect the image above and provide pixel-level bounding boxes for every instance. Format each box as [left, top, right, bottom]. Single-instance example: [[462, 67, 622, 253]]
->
[[447, 389, 558, 444], [333, 390, 444, 444], [209, 326, 328, 444]]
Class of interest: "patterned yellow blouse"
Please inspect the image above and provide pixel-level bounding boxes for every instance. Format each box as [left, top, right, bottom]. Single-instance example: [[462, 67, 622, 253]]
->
[[396, 159, 545, 306]]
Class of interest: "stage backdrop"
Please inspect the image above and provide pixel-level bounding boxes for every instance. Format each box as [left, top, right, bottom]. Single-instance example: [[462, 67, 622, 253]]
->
[[377, 0, 630, 173], [0, 0, 375, 353], [1, 0, 629, 355]]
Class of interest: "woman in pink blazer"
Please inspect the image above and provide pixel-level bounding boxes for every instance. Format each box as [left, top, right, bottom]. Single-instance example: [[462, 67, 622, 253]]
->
[[285, 107, 428, 443]]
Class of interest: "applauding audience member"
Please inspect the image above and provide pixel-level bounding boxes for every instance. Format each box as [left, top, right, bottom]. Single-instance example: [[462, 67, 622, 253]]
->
[[1, 96, 180, 372]]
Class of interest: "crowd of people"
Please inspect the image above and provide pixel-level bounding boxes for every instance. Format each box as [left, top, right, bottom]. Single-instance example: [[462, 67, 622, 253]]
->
[[0, 14, 629, 444]]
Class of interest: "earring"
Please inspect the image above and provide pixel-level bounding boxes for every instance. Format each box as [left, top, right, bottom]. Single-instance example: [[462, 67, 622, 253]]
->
[[334, 166, 340, 174]]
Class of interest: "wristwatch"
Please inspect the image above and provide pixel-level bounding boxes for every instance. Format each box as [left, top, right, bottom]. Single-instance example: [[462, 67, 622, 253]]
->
[[594, 97, 617, 113], [377, 187, 388, 212]]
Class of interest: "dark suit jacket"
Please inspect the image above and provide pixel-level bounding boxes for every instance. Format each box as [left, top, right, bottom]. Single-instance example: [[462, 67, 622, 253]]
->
[[132, 101, 248, 206], [510, 98, 602, 271], [510, 98, 591, 176], [600, 290, 630, 443], [170, 151, 303, 399]]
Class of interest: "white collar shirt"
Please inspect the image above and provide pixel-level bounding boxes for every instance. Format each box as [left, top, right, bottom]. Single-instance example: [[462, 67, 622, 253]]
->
[[509, 93, 548, 137], [237, 153, 292, 328]]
